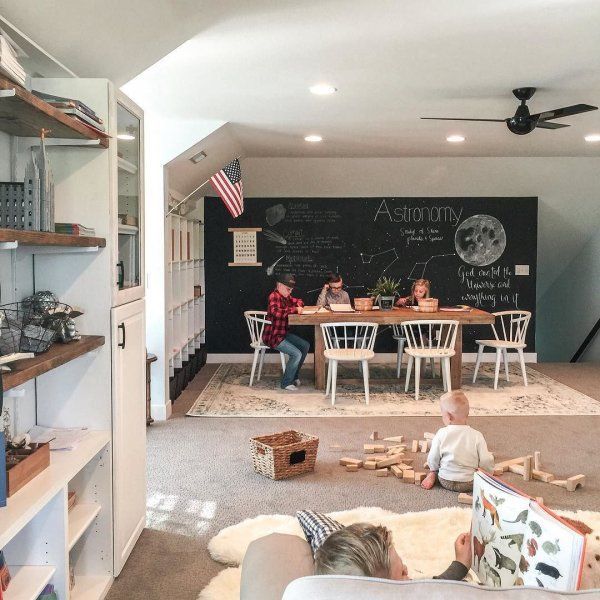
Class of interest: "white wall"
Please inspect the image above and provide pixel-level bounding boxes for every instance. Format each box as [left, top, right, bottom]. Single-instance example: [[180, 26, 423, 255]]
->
[[241, 157, 600, 361]]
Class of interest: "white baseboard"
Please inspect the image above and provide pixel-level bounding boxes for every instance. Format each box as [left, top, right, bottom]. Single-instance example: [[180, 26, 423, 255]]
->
[[208, 352, 538, 364], [151, 400, 172, 421]]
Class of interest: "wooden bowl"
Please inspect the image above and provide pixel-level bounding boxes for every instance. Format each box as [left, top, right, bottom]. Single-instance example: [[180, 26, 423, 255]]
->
[[354, 297, 374, 311], [418, 298, 439, 313]]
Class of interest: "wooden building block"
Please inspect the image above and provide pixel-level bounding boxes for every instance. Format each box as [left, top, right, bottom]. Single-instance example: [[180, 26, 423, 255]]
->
[[387, 445, 406, 455], [414, 472, 426, 484], [346, 464, 359, 472], [376, 455, 402, 469], [383, 435, 404, 443], [493, 467, 504, 476], [458, 493, 473, 505], [534, 451, 541, 471], [366, 454, 388, 461], [423, 432, 436, 440], [411, 440, 419, 453], [339, 457, 363, 467], [364, 461, 378, 470], [390, 465, 404, 478], [403, 470, 415, 483], [566, 474, 585, 492], [532, 470, 555, 483], [369, 431, 379, 440], [376, 468, 389, 477], [364, 444, 376, 453], [374, 444, 387, 453], [399, 458, 414, 464], [419, 440, 430, 453], [495, 457, 525, 472], [508, 464, 524, 475], [523, 455, 533, 481], [550, 480, 568, 489]]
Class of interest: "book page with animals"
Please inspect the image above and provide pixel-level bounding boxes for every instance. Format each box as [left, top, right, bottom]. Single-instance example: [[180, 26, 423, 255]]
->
[[520, 503, 585, 591], [472, 471, 530, 587]]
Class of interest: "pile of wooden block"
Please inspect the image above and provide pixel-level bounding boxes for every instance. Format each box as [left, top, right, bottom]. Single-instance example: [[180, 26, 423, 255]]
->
[[494, 451, 585, 492], [338, 431, 433, 484]]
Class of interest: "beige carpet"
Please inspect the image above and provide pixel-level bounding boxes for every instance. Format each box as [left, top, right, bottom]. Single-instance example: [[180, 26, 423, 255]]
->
[[186, 362, 600, 417]]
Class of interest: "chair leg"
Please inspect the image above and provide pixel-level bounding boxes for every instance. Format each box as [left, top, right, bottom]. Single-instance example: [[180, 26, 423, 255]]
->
[[414, 357, 421, 401], [405, 356, 414, 392], [441, 358, 448, 392], [473, 345, 484, 383], [518, 349, 528, 386], [362, 360, 370, 405], [331, 360, 338, 406], [249, 349, 259, 387], [444, 358, 452, 392], [279, 352, 286, 373], [493, 349, 501, 390], [430, 358, 436, 378], [502, 348, 510, 382], [256, 348, 266, 381], [325, 360, 332, 396], [396, 338, 405, 378]]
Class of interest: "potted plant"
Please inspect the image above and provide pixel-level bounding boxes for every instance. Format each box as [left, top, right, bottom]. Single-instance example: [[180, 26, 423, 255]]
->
[[368, 276, 401, 310]]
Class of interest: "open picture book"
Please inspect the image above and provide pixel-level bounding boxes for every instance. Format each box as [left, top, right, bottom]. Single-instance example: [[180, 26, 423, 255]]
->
[[471, 470, 586, 591]]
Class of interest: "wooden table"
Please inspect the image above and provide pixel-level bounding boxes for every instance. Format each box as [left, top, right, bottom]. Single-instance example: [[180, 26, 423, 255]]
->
[[289, 307, 495, 391]]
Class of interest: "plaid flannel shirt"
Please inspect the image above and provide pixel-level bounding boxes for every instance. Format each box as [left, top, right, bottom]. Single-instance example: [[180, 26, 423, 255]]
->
[[262, 290, 304, 348]]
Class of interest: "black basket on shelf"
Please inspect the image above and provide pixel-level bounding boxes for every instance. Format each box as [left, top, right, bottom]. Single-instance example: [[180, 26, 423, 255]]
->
[[0, 300, 72, 355]]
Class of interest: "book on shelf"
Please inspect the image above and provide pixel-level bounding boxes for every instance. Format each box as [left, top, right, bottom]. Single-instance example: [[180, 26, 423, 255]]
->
[[28, 425, 90, 451], [31, 89, 100, 121], [0, 34, 26, 86], [472, 470, 586, 591], [58, 107, 106, 132], [49, 102, 104, 125], [55, 222, 96, 236]]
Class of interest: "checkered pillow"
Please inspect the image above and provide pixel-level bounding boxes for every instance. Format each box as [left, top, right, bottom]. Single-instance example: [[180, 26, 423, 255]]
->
[[296, 510, 343, 555]]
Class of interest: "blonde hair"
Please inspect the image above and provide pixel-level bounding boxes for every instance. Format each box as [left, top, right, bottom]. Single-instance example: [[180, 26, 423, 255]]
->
[[314, 523, 392, 578], [440, 390, 470, 419], [409, 278, 431, 305]]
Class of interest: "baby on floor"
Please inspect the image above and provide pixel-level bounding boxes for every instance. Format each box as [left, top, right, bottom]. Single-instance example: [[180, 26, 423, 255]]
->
[[421, 390, 494, 493]]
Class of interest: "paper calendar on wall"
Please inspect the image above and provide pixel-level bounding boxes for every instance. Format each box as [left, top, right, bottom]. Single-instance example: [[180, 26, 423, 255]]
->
[[228, 227, 262, 266]]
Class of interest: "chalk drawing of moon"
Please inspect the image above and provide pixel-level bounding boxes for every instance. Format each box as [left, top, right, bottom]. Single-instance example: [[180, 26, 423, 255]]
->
[[454, 215, 506, 266]]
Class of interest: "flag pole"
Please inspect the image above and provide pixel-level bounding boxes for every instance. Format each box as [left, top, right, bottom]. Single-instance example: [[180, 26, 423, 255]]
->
[[165, 155, 242, 217]]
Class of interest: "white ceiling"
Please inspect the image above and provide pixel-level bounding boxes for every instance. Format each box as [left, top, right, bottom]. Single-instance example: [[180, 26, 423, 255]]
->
[[3, 0, 600, 157]]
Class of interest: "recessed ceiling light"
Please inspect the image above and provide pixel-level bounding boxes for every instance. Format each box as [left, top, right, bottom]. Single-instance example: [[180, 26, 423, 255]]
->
[[190, 150, 207, 164], [117, 133, 135, 141], [309, 84, 337, 95], [446, 135, 465, 143], [304, 135, 323, 142], [584, 134, 600, 142]]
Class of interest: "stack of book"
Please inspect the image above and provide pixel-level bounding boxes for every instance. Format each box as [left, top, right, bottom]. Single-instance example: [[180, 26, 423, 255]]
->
[[0, 34, 26, 86], [32, 89, 105, 133], [55, 223, 96, 237]]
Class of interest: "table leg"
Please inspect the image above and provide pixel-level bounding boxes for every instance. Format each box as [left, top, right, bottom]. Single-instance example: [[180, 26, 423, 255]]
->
[[450, 325, 463, 390], [315, 325, 326, 390]]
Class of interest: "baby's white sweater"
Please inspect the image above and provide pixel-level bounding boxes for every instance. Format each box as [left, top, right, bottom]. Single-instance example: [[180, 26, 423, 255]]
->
[[427, 424, 494, 482]]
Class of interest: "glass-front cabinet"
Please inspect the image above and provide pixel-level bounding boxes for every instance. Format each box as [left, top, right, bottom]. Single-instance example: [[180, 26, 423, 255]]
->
[[113, 93, 144, 305]]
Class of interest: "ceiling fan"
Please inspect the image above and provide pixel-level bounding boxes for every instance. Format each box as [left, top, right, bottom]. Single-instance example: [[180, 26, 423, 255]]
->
[[421, 87, 598, 135]]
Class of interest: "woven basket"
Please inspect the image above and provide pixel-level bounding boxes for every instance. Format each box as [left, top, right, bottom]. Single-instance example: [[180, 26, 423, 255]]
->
[[250, 430, 319, 480], [418, 298, 439, 313], [354, 297, 374, 311]]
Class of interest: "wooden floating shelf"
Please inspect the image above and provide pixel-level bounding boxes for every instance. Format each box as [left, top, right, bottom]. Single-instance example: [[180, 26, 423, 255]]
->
[[0, 228, 106, 248], [3, 335, 105, 391], [0, 77, 110, 147]]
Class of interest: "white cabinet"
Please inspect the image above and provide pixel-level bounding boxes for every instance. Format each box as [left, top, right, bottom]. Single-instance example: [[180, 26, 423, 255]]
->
[[111, 299, 146, 575]]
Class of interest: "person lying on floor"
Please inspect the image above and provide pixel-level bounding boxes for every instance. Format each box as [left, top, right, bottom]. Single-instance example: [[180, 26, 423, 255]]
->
[[314, 522, 472, 580], [421, 390, 495, 492]]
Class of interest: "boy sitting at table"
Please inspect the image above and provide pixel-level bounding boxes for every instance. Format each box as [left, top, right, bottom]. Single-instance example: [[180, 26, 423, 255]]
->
[[262, 273, 309, 391], [421, 390, 494, 493]]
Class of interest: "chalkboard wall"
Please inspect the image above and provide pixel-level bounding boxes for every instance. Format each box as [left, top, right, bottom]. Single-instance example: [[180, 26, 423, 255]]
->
[[205, 197, 537, 354]]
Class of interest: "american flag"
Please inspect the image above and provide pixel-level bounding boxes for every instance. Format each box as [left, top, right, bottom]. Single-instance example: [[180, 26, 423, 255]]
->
[[210, 158, 244, 218]]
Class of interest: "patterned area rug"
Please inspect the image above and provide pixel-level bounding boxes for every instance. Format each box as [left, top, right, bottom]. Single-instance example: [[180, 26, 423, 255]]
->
[[186, 363, 600, 417]]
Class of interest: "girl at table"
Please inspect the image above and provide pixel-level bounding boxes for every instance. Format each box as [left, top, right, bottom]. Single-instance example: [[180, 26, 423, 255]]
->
[[317, 272, 351, 308], [396, 278, 431, 307]]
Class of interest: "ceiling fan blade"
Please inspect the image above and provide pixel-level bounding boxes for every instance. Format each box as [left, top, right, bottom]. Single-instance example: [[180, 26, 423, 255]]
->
[[532, 104, 598, 121], [535, 121, 570, 129], [420, 117, 505, 122]]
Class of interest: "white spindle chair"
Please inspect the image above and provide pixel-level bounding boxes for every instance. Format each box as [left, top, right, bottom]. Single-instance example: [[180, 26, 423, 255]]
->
[[392, 324, 436, 380], [472, 310, 531, 389], [402, 320, 459, 401], [244, 311, 286, 386], [321, 322, 378, 406]]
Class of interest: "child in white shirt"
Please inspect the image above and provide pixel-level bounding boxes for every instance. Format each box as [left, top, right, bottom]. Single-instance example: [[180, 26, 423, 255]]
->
[[421, 390, 494, 493]]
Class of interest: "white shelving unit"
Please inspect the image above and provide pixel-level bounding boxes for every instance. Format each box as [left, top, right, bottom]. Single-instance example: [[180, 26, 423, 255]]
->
[[166, 206, 205, 385], [4, 565, 56, 600]]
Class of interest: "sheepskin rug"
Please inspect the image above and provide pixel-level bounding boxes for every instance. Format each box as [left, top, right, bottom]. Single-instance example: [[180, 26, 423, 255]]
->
[[198, 506, 600, 599]]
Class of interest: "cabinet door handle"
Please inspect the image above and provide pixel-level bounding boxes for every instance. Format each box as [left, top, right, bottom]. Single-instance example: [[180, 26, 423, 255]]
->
[[117, 261, 124, 289], [118, 323, 126, 349]]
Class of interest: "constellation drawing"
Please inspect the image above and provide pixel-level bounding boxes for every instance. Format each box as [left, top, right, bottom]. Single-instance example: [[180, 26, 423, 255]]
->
[[360, 248, 400, 276], [407, 253, 456, 280], [360, 247, 456, 281]]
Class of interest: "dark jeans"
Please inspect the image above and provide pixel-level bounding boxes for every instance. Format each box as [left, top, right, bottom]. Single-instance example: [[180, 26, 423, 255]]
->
[[275, 333, 310, 388]]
